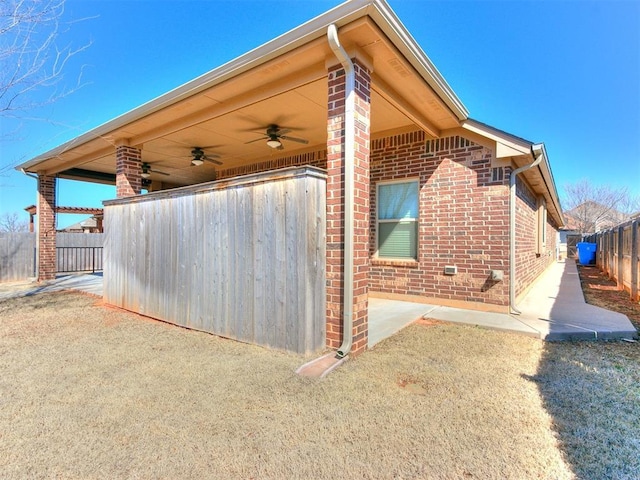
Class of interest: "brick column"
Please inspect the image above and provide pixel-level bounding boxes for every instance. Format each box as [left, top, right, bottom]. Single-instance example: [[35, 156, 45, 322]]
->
[[116, 144, 142, 197], [37, 174, 56, 281], [326, 60, 371, 356]]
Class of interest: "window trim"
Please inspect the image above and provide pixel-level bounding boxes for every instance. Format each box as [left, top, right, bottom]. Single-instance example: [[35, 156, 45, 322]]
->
[[536, 196, 547, 255], [375, 177, 420, 260]]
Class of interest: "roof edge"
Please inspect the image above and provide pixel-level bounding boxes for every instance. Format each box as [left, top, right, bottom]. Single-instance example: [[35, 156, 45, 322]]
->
[[463, 119, 563, 225], [17, 0, 467, 172]]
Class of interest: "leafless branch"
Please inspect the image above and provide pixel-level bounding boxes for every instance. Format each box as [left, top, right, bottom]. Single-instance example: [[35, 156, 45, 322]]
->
[[562, 179, 637, 233], [0, 0, 92, 116], [0, 211, 29, 232]]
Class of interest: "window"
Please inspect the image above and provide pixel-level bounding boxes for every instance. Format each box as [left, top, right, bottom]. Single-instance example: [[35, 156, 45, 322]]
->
[[376, 180, 419, 259], [536, 196, 547, 254]]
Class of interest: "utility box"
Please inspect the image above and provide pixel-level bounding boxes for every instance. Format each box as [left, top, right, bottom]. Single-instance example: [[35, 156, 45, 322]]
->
[[576, 242, 597, 265]]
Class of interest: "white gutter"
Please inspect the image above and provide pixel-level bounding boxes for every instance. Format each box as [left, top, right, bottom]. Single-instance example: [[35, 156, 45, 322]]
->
[[327, 24, 355, 358], [509, 143, 544, 314]]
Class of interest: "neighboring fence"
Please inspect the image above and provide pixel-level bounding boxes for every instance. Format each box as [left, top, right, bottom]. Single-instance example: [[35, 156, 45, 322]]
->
[[583, 218, 639, 302], [57, 233, 104, 273], [0, 232, 104, 282], [566, 234, 581, 259], [0, 233, 35, 282], [57, 247, 103, 273], [103, 166, 327, 355]]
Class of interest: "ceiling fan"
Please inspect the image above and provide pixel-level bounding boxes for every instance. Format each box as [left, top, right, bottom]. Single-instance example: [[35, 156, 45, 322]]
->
[[141, 162, 169, 179], [191, 147, 223, 166], [245, 124, 308, 150]]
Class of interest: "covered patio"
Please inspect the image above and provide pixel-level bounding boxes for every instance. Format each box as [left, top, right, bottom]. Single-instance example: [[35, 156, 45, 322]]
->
[[17, 0, 468, 356]]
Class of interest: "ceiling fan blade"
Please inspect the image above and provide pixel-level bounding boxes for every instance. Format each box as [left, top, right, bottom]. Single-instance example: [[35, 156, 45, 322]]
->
[[204, 157, 223, 166], [245, 136, 267, 144], [153, 169, 170, 176], [280, 135, 309, 145]]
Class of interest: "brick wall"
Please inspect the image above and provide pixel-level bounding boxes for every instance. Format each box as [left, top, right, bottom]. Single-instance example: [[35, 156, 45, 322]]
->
[[369, 131, 511, 308], [325, 60, 371, 355], [116, 145, 142, 198], [205, 127, 558, 312], [37, 174, 56, 281], [515, 177, 559, 298]]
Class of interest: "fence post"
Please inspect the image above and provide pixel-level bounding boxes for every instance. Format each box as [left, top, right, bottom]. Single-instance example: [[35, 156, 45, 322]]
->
[[632, 220, 638, 302], [617, 225, 624, 290], [609, 230, 615, 278]]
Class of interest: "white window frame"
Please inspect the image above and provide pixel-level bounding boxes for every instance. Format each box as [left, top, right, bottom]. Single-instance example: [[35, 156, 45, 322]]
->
[[536, 196, 547, 255], [375, 178, 420, 260]]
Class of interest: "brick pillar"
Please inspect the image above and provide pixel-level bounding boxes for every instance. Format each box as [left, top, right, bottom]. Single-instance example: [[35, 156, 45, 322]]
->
[[326, 60, 371, 356], [116, 144, 142, 197], [37, 174, 56, 281]]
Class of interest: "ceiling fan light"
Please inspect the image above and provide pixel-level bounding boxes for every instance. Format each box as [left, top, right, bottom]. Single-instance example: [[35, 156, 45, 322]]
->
[[267, 139, 282, 149], [191, 158, 204, 166], [141, 171, 151, 179]]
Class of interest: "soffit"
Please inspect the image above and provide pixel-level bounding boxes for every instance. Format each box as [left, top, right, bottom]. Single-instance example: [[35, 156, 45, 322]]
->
[[21, 17, 462, 187]]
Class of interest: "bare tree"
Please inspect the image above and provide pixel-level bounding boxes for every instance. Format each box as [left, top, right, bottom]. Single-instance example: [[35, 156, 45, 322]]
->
[[562, 179, 640, 234], [0, 212, 29, 232], [0, 0, 90, 117]]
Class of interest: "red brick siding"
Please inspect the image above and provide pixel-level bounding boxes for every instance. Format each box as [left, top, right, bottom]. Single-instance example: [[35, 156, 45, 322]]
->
[[216, 150, 327, 179], [325, 61, 371, 355], [116, 145, 142, 198], [515, 177, 559, 297], [369, 131, 511, 307], [37, 174, 56, 281]]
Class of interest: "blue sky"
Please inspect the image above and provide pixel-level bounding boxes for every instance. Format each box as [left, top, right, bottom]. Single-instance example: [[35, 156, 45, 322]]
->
[[1, 0, 639, 228]]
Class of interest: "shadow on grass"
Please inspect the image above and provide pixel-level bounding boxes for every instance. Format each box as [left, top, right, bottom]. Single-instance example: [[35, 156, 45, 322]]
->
[[525, 341, 640, 480]]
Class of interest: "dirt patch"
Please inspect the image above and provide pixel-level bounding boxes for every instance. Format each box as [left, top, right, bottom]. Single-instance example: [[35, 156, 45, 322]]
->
[[576, 262, 640, 331]]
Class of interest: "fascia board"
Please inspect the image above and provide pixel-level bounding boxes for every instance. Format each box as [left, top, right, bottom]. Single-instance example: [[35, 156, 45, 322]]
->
[[17, 1, 371, 171], [533, 143, 564, 226], [18, 0, 468, 171], [462, 119, 531, 155], [367, 0, 468, 121]]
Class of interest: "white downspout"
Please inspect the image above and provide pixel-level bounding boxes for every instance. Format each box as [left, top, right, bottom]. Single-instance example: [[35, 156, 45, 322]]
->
[[327, 24, 355, 358], [509, 143, 544, 314]]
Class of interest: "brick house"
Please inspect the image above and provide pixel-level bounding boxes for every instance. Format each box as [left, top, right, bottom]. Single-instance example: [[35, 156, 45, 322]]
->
[[17, 0, 563, 356]]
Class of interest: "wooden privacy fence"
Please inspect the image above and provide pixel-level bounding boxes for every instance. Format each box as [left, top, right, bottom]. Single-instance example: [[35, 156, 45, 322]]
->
[[103, 166, 327, 354], [583, 218, 639, 302], [0, 233, 35, 282], [0, 232, 104, 282]]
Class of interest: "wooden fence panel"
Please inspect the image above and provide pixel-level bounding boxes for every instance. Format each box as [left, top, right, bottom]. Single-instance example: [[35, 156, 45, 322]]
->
[[584, 218, 640, 302], [0, 233, 35, 282], [103, 167, 327, 354]]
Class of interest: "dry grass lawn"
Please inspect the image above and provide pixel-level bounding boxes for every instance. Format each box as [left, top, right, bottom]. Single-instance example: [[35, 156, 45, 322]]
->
[[0, 289, 638, 479]]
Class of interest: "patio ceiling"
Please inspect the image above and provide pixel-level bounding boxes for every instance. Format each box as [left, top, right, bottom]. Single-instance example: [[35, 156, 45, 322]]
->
[[18, 3, 465, 189]]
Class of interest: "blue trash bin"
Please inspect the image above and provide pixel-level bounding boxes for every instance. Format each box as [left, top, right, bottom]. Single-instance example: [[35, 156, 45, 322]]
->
[[576, 242, 596, 265]]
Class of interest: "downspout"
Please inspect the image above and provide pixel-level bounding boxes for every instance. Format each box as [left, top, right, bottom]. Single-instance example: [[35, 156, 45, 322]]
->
[[509, 143, 544, 314], [327, 24, 355, 358]]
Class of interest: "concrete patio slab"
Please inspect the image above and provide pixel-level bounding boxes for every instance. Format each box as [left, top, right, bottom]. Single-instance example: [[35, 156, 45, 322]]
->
[[367, 261, 637, 345], [368, 298, 437, 347], [0, 273, 103, 300]]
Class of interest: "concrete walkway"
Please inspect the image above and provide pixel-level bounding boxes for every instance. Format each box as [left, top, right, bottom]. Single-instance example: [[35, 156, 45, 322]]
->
[[0, 273, 104, 300], [369, 261, 637, 347]]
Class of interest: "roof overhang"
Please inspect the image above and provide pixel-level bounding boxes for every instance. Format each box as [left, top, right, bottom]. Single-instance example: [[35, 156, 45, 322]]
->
[[462, 119, 564, 227], [16, 0, 468, 184]]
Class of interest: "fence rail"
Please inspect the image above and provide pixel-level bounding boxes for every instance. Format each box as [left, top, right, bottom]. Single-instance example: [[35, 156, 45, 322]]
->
[[583, 218, 639, 302], [57, 247, 103, 273], [1, 233, 104, 282]]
